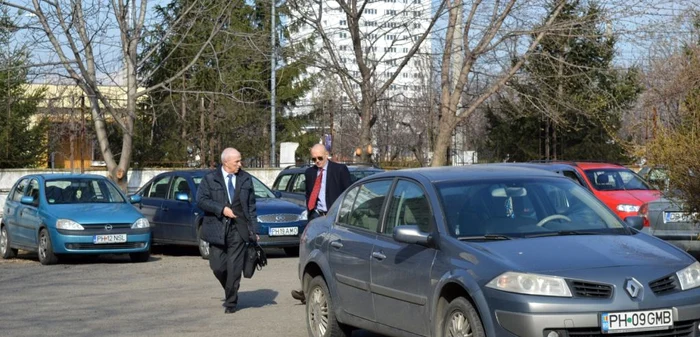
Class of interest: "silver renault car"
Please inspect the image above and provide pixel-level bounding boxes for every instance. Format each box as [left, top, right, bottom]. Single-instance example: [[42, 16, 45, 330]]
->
[[297, 166, 700, 337]]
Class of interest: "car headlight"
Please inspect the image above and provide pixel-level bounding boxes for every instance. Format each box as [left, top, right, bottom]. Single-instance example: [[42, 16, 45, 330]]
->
[[677, 261, 700, 291], [299, 210, 308, 221], [56, 219, 84, 230], [131, 218, 150, 229], [257, 216, 263, 223], [486, 271, 572, 297], [616, 204, 640, 213]]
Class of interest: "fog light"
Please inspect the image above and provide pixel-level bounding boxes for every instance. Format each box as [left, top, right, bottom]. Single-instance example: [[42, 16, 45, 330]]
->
[[546, 331, 560, 337]]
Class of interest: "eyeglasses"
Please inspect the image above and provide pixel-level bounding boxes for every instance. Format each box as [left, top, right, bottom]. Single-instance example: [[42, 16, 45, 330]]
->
[[311, 156, 325, 162]]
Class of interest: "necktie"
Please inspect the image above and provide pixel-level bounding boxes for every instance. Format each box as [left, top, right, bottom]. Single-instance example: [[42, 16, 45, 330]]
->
[[307, 168, 324, 211], [227, 174, 235, 203]]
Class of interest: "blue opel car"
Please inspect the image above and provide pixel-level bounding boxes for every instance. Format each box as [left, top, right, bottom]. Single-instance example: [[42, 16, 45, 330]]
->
[[0, 174, 151, 265], [135, 170, 308, 258], [298, 166, 700, 337]]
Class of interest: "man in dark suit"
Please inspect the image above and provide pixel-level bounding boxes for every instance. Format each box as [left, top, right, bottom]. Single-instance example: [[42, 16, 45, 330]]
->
[[197, 148, 259, 314], [291, 144, 351, 303]]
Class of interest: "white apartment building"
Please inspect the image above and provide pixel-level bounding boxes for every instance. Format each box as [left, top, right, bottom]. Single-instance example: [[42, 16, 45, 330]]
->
[[290, 0, 433, 115]]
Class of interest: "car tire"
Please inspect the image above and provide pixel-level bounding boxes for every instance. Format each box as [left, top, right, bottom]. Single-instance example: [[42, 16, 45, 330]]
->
[[1, 225, 18, 259], [284, 247, 299, 257], [306, 275, 352, 337], [38, 228, 59, 265], [440, 297, 485, 337], [197, 225, 209, 260], [129, 251, 150, 263]]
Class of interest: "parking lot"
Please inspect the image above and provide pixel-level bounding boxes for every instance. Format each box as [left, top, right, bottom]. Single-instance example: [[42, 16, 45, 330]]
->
[[0, 247, 382, 337]]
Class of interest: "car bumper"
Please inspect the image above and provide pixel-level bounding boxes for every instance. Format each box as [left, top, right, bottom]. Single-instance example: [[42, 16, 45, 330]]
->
[[495, 303, 700, 337], [51, 228, 151, 254], [257, 234, 300, 248]]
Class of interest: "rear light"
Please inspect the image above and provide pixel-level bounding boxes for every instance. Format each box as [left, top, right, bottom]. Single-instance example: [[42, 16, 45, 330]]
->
[[638, 203, 650, 227]]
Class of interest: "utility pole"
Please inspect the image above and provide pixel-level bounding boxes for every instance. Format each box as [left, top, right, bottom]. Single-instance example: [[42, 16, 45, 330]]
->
[[270, 0, 277, 167]]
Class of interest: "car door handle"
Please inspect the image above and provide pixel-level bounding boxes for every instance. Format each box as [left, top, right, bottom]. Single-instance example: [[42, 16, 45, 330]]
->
[[330, 240, 343, 249], [371, 251, 386, 261]]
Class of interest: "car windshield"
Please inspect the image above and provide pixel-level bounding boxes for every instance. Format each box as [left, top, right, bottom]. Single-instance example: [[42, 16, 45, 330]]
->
[[584, 168, 653, 191], [192, 176, 276, 199], [436, 177, 627, 239], [45, 178, 126, 204]]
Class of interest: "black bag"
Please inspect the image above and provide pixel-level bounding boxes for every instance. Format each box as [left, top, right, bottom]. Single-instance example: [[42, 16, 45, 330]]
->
[[243, 241, 267, 279]]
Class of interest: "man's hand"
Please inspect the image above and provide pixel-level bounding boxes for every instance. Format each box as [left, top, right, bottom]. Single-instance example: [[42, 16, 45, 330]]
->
[[223, 206, 237, 219]]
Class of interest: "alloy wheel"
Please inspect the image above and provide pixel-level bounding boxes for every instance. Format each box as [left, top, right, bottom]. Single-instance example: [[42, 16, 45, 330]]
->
[[39, 232, 48, 261], [0, 228, 7, 255], [199, 239, 209, 257], [447, 310, 473, 337], [308, 286, 329, 336]]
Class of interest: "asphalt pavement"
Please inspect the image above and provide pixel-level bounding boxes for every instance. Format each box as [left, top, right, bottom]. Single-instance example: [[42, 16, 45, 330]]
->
[[0, 247, 383, 337]]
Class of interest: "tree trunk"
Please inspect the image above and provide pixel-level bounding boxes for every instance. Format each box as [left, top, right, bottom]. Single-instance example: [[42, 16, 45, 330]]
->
[[432, 111, 455, 166], [359, 100, 372, 163]]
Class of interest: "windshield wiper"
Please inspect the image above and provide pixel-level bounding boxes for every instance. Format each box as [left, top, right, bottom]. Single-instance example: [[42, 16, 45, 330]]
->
[[458, 234, 513, 241], [524, 230, 601, 238]]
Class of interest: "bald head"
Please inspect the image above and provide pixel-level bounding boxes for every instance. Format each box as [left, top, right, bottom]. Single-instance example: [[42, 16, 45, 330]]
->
[[221, 148, 242, 174], [310, 144, 328, 168]]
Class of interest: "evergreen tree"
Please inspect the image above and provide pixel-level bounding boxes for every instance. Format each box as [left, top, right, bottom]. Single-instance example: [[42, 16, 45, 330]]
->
[[0, 8, 48, 168], [485, 0, 640, 163], [136, 0, 311, 167]]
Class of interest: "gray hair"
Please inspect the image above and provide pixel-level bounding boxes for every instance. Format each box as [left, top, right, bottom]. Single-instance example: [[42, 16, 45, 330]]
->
[[220, 148, 240, 163]]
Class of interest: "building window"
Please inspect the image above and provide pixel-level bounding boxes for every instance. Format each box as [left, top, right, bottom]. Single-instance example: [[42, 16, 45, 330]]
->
[[340, 20, 347, 25], [365, 21, 377, 27], [413, 23, 421, 29], [364, 8, 377, 14], [339, 45, 349, 51], [385, 9, 396, 15], [339, 32, 347, 38], [403, 47, 409, 53], [386, 35, 395, 40], [413, 11, 420, 17], [384, 47, 396, 52]]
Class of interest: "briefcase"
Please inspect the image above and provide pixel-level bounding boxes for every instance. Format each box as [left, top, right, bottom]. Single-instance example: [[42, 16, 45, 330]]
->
[[243, 241, 267, 279]]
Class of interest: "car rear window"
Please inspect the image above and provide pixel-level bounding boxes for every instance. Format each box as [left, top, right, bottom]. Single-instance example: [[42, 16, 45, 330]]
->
[[583, 169, 653, 191]]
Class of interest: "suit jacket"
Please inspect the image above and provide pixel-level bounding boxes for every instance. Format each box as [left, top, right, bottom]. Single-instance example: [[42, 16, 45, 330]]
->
[[305, 160, 351, 211], [197, 167, 258, 245]]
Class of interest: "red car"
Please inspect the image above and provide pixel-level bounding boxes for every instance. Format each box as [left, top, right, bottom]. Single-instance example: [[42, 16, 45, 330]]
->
[[501, 162, 661, 219]]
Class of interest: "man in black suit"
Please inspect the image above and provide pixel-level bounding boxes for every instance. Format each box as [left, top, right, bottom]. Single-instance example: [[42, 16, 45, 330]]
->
[[291, 144, 351, 303], [197, 148, 259, 314]]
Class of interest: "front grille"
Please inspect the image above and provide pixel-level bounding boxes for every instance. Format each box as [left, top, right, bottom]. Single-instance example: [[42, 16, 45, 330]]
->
[[650, 275, 679, 295], [65, 242, 146, 250], [258, 214, 300, 223], [565, 320, 695, 336], [570, 280, 613, 299]]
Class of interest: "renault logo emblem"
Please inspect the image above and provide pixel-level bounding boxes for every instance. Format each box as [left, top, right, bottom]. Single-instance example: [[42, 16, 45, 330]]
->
[[105, 224, 113, 231], [625, 278, 643, 298]]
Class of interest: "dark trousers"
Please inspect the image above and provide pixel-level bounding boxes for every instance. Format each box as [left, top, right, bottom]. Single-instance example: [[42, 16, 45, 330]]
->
[[209, 224, 246, 309], [309, 209, 326, 221]]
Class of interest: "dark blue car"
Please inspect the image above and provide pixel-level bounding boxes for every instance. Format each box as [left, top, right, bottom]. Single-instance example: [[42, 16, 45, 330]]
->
[[135, 170, 308, 258]]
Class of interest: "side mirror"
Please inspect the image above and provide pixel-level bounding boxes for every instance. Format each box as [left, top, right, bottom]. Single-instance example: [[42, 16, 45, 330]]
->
[[174, 192, 190, 202], [624, 216, 644, 231], [393, 225, 432, 246], [128, 194, 142, 204], [273, 191, 282, 198], [20, 196, 35, 205]]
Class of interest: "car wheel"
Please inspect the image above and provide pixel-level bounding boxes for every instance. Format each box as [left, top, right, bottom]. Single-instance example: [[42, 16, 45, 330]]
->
[[1, 225, 18, 259], [306, 276, 352, 337], [197, 226, 209, 259], [441, 297, 485, 337], [38, 228, 59, 265], [284, 247, 299, 257], [129, 251, 150, 263]]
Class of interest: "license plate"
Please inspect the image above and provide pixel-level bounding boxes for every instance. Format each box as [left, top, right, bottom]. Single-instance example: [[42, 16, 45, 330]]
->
[[601, 309, 673, 334], [664, 212, 697, 223], [269, 227, 298, 236], [93, 234, 127, 244]]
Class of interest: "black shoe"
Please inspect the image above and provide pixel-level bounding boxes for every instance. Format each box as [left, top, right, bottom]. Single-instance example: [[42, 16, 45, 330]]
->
[[224, 307, 236, 314], [291, 289, 306, 304]]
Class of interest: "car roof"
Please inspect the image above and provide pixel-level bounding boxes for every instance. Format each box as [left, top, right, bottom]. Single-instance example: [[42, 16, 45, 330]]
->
[[39, 173, 107, 180], [157, 169, 213, 177], [280, 164, 383, 173], [366, 164, 561, 183]]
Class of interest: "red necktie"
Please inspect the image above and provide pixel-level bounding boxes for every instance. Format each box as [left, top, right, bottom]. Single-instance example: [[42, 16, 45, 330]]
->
[[307, 168, 324, 211]]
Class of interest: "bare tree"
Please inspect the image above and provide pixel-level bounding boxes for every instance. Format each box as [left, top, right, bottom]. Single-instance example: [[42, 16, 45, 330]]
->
[[288, 0, 448, 163], [0, 0, 232, 189]]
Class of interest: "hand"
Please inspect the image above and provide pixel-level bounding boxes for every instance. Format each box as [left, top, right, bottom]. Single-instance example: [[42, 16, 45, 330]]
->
[[223, 207, 236, 219], [256, 234, 260, 242]]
